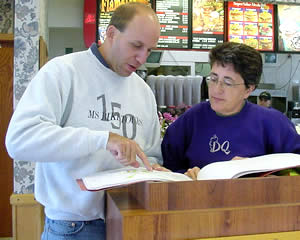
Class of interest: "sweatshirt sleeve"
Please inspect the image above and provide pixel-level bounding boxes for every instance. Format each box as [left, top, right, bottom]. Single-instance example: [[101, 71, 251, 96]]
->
[[5, 58, 109, 163]]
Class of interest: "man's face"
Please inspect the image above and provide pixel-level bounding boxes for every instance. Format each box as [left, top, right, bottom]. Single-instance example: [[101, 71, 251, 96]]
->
[[108, 13, 160, 77], [259, 99, 271, 108]]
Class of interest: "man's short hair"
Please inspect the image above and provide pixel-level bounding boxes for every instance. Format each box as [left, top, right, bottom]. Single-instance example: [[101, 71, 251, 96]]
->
[[108, 2, 157, 32], [259, 91, 271, 101]]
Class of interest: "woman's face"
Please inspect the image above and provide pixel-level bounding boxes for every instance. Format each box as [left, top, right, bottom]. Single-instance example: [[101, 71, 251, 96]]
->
[[208, 62, 255, 116]]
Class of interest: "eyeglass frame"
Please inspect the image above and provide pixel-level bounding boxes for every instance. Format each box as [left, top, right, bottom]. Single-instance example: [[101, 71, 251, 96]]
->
[[206, 74, 245, 89]]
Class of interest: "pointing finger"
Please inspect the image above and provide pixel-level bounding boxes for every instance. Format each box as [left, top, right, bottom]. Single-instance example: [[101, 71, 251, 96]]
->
[[136, 144, 152, 171]]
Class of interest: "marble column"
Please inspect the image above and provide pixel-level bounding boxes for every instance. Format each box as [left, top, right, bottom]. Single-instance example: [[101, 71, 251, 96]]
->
[[13, 0, 40, 193]]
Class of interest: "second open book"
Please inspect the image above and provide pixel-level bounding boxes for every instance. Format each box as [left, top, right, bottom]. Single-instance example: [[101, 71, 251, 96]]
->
[[77, 153, 300, 191]]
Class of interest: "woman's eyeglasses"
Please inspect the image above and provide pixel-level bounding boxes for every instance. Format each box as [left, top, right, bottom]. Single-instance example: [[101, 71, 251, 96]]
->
[[206, 75, 245, 90]]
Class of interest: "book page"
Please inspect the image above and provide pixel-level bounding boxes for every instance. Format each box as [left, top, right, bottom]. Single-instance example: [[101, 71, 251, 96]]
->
[[81, 166, 192, 191], [197, 153, 300, 180]]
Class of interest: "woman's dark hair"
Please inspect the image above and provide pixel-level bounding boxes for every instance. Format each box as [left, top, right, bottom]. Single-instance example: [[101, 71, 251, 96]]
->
[[209, 42, 263, 88], [108, 2, 157, 32]]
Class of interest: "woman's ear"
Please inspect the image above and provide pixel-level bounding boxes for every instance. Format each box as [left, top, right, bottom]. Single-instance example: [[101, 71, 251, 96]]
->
[[244, 84, 256, 99]]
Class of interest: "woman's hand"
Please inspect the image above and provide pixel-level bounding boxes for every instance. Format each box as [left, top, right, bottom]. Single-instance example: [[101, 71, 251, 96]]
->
[[232, 156, 246, 160], [184, 167, 200, 180]]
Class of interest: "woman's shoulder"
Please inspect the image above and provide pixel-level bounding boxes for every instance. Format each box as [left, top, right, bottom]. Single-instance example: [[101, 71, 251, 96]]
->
[[189, 101, 211, 111], [180, 101, 211, 117], [246, 101, 289, 122]]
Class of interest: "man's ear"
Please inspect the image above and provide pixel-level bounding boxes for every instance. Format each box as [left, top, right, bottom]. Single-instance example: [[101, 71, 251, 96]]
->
[[106, 25, 118, 41]]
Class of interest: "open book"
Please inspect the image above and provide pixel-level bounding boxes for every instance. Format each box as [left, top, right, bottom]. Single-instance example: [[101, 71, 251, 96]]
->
[[77, 153, 300, 191], [77, 167, 192, 191], [197, 153, 300, 180]]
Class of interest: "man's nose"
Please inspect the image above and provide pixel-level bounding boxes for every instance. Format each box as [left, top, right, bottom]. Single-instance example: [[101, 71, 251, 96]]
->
[[136, 49, 149, 65]]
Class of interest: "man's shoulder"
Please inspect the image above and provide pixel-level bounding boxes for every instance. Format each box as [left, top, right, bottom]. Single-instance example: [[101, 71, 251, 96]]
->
[[45, 49, 90, 67], [132, 73, 153, 89]]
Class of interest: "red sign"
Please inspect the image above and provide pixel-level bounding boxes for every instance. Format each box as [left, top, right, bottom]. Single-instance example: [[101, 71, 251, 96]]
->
[[84, 0, 97, 48]]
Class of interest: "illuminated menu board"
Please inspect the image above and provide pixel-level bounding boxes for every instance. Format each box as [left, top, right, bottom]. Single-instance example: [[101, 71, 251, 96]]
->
[[192, 0, 224, 50], [98, 0, 152, 44], [227, 1, 274, 51], [156, 0, 189, 49], [278, 5, 300, 52]]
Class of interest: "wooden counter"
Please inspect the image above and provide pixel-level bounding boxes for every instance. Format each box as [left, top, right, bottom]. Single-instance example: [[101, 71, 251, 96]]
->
[[106, 176, 300, 240]]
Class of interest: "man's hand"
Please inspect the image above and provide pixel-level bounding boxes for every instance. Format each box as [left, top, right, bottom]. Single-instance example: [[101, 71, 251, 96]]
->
[[106, 132, 152, 170], [151, 163, 171, 172], [184, 166, 200, 180]]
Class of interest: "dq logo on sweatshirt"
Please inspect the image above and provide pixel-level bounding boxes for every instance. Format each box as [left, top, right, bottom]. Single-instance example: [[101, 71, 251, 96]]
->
[[209, 134, 230, 155]]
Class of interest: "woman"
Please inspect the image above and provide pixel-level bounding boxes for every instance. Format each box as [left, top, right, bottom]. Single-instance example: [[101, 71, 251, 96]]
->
[[161, 42, 300, 180]]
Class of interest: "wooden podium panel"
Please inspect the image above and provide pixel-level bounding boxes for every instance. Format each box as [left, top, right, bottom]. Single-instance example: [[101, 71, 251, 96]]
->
[[127, 175, 300, 211], [106, 176, 300, 240], [198, 231, 300, 240]]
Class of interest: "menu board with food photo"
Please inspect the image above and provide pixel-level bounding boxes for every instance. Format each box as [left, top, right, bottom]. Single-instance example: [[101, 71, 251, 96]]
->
[[259, 9, 272, 23], [244, 36, 258, 49], [278, 5, 300, 52], [244, 8, 258, 22], [192, 0, 224, 50], [259, 23, 272, 36], [229, 7, 243, 21], [229, 35, 243, 44], [98, 0, 151, 44], [259, 37, 273, 50], [156, 0, 189, 49], [230, 21, 243, 35], [244, 22, 258, 36], [227, 1, 274, 51]]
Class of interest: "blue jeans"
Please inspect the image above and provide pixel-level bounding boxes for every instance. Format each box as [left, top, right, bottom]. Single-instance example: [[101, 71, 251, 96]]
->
[[41, 216, 106, 240]]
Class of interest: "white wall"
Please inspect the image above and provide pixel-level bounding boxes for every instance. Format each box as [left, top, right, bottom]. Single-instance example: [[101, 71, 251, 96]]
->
[[252, 53, 300, 101], [48, 27, 87, 59], [40, 0, 49, 46], [48, 0, 84, 28], [48, 0, 87, 60]]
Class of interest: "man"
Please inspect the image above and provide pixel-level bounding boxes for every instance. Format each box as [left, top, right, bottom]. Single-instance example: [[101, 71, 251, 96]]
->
[[161, 42, 300, 180], [6, 3, 162, 239], [258, 91, 272, 108]]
